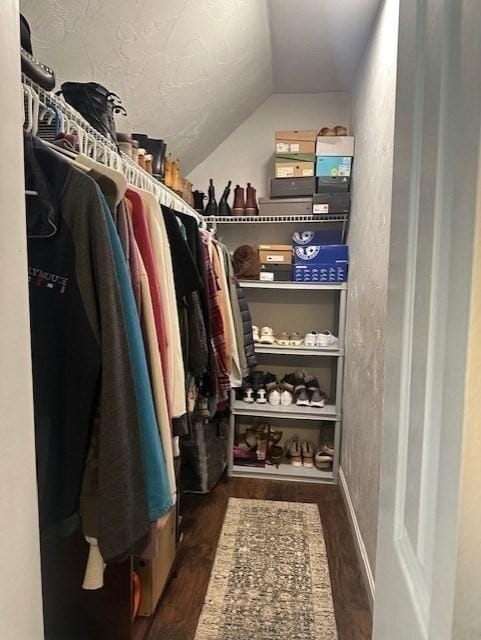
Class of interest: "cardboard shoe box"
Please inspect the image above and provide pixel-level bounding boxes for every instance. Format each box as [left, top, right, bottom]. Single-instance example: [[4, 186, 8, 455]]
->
[[315, 156, 352, 177], [312, 192, 351, 215], [258, 244, 292, 264], [316, 176, 351, 193], [269, 178, 316, 198], [135, 508, 176, 617], [293, 244, 349, 283], [276, 130, 317, 154], [275, 159, 315, 178], [260, 263, 292, 282], [315, 136, 355, 157], [259, 197, 312, 215]]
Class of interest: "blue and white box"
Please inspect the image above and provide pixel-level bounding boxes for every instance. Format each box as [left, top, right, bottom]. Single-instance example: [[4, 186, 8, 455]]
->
[[292, 235, 349, 282], [315, 156, 352, 177]]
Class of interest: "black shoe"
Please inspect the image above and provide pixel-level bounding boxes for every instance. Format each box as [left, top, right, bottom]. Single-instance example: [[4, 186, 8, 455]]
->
[[281, 372, 296, 392], [218, 181, 233, 216], [264, 372, 278, 391], [132, 134, 166, 180], [251, 370, 266, 390]]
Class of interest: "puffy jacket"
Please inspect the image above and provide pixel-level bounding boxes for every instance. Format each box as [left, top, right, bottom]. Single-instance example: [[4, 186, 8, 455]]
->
[[236, 284, 257, 371]]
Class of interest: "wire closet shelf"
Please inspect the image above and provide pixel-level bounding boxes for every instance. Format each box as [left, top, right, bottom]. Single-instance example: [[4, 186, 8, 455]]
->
[[21, 74, 204, 226]]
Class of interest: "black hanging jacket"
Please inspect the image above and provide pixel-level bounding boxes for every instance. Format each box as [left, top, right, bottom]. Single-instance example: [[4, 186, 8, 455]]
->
[[24, 136, 149, 558]]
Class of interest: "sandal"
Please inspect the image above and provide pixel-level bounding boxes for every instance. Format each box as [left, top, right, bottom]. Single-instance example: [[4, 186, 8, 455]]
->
[[285, 435, 302, 467], [260, 326, 275, 345], [237, 427, 258, 451], [301, 440, 315, 468]]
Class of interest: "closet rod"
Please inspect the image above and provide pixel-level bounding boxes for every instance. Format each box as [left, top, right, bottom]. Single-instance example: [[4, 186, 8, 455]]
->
[[21, 74, 205, 227]]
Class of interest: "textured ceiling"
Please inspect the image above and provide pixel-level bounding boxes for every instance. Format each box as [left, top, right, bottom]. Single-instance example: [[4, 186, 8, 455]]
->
[[20, 0, 273, 173], [20, 0, 380, 171], [269, 0, 382, 93]]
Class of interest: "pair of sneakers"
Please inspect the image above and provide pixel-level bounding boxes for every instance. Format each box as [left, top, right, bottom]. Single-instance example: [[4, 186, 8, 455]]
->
[[304, 330, 338, 348], [286, 436, 315, 468], [282, 372, 327, 408], [242, 371, 277, 404], [252, 326, 276, 345]]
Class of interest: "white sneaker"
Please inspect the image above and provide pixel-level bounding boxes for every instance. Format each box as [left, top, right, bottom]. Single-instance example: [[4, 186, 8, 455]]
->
[[268, 387, 281, 405], [304, 331, 317, 347], [243, 387, 255, 403], [252, 325, 260, 343], [280, 388, 293, 406], [316, 331, 339, 348], [260, 326, 275, 344]]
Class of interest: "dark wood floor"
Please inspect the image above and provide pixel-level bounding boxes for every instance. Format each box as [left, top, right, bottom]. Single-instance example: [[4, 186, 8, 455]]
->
[[139, 476, 372, 640]]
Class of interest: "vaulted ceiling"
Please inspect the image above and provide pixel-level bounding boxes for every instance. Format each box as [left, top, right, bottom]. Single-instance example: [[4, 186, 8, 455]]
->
[[20, 0, 380, 172]]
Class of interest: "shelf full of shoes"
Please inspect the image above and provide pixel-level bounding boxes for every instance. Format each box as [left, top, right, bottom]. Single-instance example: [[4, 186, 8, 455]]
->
[[196, 128, 353, 484]]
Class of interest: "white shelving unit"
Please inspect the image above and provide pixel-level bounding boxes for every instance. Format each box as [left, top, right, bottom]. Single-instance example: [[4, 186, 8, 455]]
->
[[224, 216, 347, 485]]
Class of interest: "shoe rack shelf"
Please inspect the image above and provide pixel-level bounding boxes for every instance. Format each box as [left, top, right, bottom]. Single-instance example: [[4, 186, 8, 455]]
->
[[255, 344, 343, 357], [232, 399, 339, 422], [206, 214, 348, 224], [224, 209, 348, 485], [239, 280, 347, 291], [231, 462, 333, 484]]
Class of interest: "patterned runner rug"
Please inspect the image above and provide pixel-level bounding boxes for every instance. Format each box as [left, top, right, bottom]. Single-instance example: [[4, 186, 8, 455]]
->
[[194, 498, 338, 640]]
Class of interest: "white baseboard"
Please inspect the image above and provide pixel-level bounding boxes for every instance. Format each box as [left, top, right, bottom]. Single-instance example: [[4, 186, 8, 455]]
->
[[338, 467, 375, 610]]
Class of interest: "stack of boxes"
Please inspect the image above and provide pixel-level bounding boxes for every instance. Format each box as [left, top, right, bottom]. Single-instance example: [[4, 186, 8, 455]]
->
[[255, 128, 354, 283], [271, 130, 317, 198], [313, 134, 355, 216]]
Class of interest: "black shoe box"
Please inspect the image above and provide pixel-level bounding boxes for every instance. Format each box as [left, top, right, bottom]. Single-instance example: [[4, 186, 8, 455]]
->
[[316, 176, 351, 193], [312, 192, 351, 215], [270, 177, 316, 198], [259, 263, 292, 282]]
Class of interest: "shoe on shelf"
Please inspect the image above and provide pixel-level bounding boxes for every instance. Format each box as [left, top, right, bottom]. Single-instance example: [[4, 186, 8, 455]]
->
[[264, 372, 278, 391], [289, 331, 304, 346], [305, 377, 327, 408], [242, 383, 255, 404], [266, 425, 284, 467], [280, 387, 293, 406], [276, 331, 290, 346], [281, 372, 296, 392], [304, 331, 318, 347], [286, 435, 302, 467], [315, 450, 333, 470], [259, 327, 275, 344], [268, 386, 281, 406], [321, 443, 335, 457], [319, 127, 337, 137], [301, 440, 315, 468], [255, 387, 267, 404], [334, 125, 348, 136], [293, 371, 309, 406], [316, 330, 339, 348], [252, 325, 260, 343], [295, 388, 310, 406]]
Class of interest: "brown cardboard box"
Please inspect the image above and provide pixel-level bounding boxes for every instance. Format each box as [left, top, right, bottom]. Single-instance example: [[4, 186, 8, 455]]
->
[[258, 244, 292, 264], [275, 161, 315, 178], [135, 508, 176, 617], [276, 130, 317, 154]]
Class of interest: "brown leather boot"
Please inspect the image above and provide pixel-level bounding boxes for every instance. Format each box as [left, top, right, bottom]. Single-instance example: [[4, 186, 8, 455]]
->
[[233, 184, 245, 216], [172, 159, 182, 194], [245, 182, 258, 216], [164, 154, 174, 188]]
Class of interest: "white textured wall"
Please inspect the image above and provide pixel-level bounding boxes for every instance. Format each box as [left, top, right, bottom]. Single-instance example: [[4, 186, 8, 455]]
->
[[188, 92, 350, 197], [342, 0, 399, 574], [0, 2, 44, 638], [20, 0, 273, 172]]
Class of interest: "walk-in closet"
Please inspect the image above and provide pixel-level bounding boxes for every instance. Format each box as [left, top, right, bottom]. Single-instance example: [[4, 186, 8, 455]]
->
[[8, 0, 470, 639]]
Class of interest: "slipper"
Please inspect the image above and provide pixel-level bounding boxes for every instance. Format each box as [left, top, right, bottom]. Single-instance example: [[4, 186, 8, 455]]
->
[[289, 332, 304, 346], [260, 326, 275, 344], [276, 331, 290, 346], [252, 325, 260, 343]]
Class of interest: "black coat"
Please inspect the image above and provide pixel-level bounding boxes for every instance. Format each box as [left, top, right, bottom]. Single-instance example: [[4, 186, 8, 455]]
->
[[236, 283, 257, 371]]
